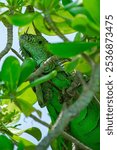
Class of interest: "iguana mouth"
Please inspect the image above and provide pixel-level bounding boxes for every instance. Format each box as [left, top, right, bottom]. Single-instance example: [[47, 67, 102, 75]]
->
[[25, 49, 32, 57], [20, 46, 32, 58]]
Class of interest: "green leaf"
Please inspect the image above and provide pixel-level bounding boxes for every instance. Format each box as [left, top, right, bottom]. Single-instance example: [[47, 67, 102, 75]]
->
[[8, 127, 24, 135], [11, 0, 22, 6], [25, 127, 42, 141], [17, 82, 37, 104], [48, 42, 97, 58], [70, 100, 100, 149], [17, 142, 24, 150], [41, 0, 52, 9], [1, 56, 20, 91], [5, 12, 39, 26], [41, 0, 59, 9], [15, 98, 34, 116], [72, 100, 99, 135], [62, 0, 72, 6], [6, 0, 23, 7], [16, 82, 37, 116], [18, 58, 36, 86], [0, 99, 21, 124], [0, 71, 2, 81], [8, 127, 42, 141], [0, 2, 6, 8], [64, 57, 79, 73], [51, 136, 65, 150], [18, 23, 36, 36], [74, 32, 83, 42], [6, 0, 12, 5], [70, 107, 88, 125], [71, 14, 100, 36], [71, 14, 88, 31], [19, 10, 75, 36], [76, 57, 91, 73], [83, 0, 100, 25], [42, 0, 59, 11], [64, 2, 78, 10], [0, 135, 14, 150], [33, 12, 75, 35], [7, 126, 41, 142], [65, 5, 93, 21], [67, 6, 86, 16], [12, 135, 36, 150]]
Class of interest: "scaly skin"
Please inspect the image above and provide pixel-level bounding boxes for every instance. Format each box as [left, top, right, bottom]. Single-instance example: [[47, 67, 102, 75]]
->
[[19, 34, 100, 150], [20, 34, 51, 66]]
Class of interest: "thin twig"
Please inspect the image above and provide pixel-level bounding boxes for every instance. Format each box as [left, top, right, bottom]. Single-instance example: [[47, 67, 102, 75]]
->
[[0, 23, 13, 59], [30, 114, 51, 128], [36, 65, 99, 150], [11, 48, 24, 61]]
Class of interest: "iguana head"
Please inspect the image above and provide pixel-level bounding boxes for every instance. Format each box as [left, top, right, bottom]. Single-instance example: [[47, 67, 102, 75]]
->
[[19, 34, 51, 66]]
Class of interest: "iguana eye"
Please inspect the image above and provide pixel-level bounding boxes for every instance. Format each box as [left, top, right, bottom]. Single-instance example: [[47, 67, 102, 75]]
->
[[38, 41, 42, 44]]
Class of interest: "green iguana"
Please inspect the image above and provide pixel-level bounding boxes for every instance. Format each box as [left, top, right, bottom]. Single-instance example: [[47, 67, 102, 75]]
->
[[19, 33, 100, 150]]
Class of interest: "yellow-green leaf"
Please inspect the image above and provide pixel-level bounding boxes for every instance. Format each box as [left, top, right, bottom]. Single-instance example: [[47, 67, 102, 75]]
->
[[17, 82, 37, 105], [16, 82, 37, 116], [15, 98, 34, 116], [12, 135, 36, 150]]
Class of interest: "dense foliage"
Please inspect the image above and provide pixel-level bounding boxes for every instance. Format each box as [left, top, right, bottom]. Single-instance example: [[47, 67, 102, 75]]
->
[[0, 0, 100, 150]]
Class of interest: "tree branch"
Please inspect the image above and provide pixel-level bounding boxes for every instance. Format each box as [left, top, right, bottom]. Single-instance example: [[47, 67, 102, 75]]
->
[[30, 114, 92, 150], [62, 132, 92, 150], [36, 65, 99, 150], [0, 23, 13, 59]]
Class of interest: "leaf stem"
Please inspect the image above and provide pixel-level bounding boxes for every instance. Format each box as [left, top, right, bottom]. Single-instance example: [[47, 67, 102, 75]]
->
[[44, 13, 69, 42]]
